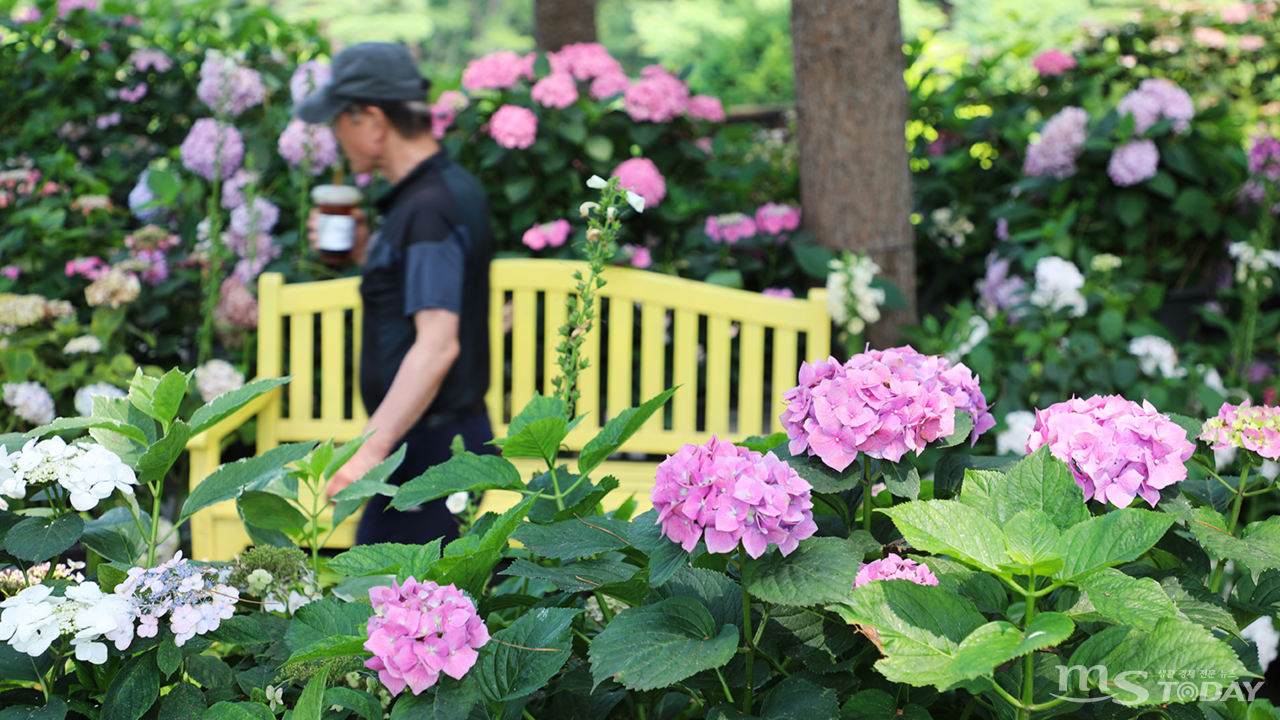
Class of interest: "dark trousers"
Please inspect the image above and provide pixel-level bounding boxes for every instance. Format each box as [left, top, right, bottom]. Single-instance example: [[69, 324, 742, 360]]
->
[[355, 411, 496, 547]]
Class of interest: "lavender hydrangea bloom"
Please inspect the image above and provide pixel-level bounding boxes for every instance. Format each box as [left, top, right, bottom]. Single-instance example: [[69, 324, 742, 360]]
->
[[289, 60, 331, 104], [1028, 395, 1194, 508], [1249, 137, 1280, 182], [128, 170, 161, 221], [117, 552, 238, 646], [196, 51, 266, 118], [1023, 107, 1089, 179], [221, 169, 258, 210], [179, 119, 244, 181], [1108, 139, 1160, 187], [854, 553, 939, 588], [651, 436, 817, 558], [1117, 78, 1195, 134], [229, 198, 279, 239], [277, 118, 338, 175]]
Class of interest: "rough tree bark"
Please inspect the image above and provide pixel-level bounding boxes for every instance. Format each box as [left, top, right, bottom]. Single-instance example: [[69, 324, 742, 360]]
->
[[534, 0, 598, 52], [791, 0, 917, 348]]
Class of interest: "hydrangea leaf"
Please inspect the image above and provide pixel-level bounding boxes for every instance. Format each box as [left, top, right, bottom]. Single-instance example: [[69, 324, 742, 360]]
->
[[648, 567, 741, 631], [157, 683, 205, 720], [187, 377, 291, 438], [102, 650, 160, 720], [81, 506, 148, 565], [510, 516, 631, 559], [500, 416, 570, 466], [552, 476, 620, 522], [1068, 617, 1254, 706], [324, 688, 382, 720], [1158, 573, 1239, 637], [1231, 568, 1280, 616], [934, 409, 974, 449], [999, 509, 1065, 576], [578, 388, 679, 478], [327, 540, 441, 578], [950, 612, 1075, 681], [628, 508, 704, 587], [1058, 509, 1176, 581], [932, 455, 1016, 498], [879, 460, 920, 500], [25, 416, 149, 446], [475, 607, 579, 702], [1070, 568, 1178, 631], [284, 597, 374, 654], [388, 676, 481, 720], [929, 559, 1010, 614], [881, 500, 1006, 573], [758, 674, 840, 720], [501, 558, 638, 592], [1190, 510, 1280, 575], [0, 699, 69, 720], [589, 596, 739, 691], [742, 536, 865, 607], [390, 453, 524, 510], [832, 579, 986, 687], [293, 659, 333, 720], [5, 514, 84, 564], [179, 441, 317, 524], [960, 445, 1088, 530], [759, 605, 859, 660], [236, 491, 306, 533], [771, 442, 859, 494]]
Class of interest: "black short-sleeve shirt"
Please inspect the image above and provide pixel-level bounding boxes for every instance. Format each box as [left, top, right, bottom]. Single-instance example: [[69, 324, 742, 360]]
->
[[360, 149, 492, 431]]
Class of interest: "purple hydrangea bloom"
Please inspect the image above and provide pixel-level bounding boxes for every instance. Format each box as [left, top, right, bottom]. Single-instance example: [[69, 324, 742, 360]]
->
[[976, 253, 1028, 318], [651, 436, 817, 559], [1249, 136, 1280, 182], [1028, 395, 1194, 508], [854, 553, 939, 588], [1108, 139, 1160, 187], [278, 118, 338, 175], [780, 347, 996, 470], [289, 60, 331, 104], [128, 171, 161, 221], [1023, 107, 1089, 179], [117, 552, 238, 646], [196, 51, 266, 118], [179, 119, 244, 181], [1117, 78, 1195, 135], [230, 198, 279, 238]]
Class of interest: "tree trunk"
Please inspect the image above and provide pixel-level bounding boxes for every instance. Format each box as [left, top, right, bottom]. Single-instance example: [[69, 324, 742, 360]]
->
[[791, 0, 916, 349], [534, 0, 598, 52]]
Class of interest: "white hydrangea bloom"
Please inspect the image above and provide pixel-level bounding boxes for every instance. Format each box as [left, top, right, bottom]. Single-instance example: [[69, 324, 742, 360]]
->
[[193, 359, 244, 402], [63, 335, 103, 354], [928, 206, 975, 249], [446, 491, 469, 514], [2, 381, 55, 426], [57, 444, 138, 512], [1128, 335, 1187, 379], [64, 582, 135, 664], [0, 584, 63, 656], [826, 252, 886, 336], [74, 382, 127, 417], [997, 410, 1038, 456], [1028, 256, 1087, 317]]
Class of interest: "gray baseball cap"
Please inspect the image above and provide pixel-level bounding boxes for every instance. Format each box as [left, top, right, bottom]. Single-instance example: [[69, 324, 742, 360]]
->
[[294, 42, 427, 124]]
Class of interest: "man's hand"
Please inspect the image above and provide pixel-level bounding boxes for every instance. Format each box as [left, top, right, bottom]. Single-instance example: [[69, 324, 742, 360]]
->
[[307, 207, 371, 265], [324, 441, 389, 501]]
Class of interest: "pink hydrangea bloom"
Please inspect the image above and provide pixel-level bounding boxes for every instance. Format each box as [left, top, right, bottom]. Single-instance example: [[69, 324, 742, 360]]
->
[[651, 436, 818, 558], [522, 219, 571, 250], [57, 0, 96, 17], [364, 578, 489, 696], [1240, 35, 1267, 52], [755, 203, 802, 235], [429, 91, 469, 139], [215, 276, 258, 330], [611, 157, 667, 208], [180, 119, 244, 181], [1200, 401, 1280, 461], [461, 51, 535, 91], [1023, 107, 1089, 179], [1032, 50, 1077, 77], [762, 287, 794, 299], [196, 52, 266, 118], [278, 119, 338, 175], [780, 346, 996, 471], [530, 73, 579, 109], [548, 43, 623, 81], [489, 105, 538, 150], [129, 49, 172, 73], [1193, 27, 1229, 49], [227, 233, 281, 284], [2, 266, 20, 280], [1222, 3, 1254, 23], [854, 553, 939, 588], [686, 95, 726, 122], [591, 72, 631, 100], [631, 246, 652, 269], [119, 84, 147, 103], [1107, 139, 1160, 187], [705, 213, 758, 244], [1117, 78, 1195, 134], [624, 66, 689, 123], [289, 60, 331, 104], [66, 256, 109, 281], [1027, 395, 1194, 508], [13, 7, 42, 22]]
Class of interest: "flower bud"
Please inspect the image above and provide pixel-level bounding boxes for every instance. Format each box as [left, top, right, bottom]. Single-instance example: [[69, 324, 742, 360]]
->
[[586, 227, 603, 243], [579, 202, 599, 218]]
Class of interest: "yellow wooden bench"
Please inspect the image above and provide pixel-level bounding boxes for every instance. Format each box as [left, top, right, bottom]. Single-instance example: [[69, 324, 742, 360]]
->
[[186, 259, 831, 561]]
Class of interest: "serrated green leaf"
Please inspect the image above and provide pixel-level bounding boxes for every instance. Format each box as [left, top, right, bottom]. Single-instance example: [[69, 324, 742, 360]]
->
[[6, 514, 83, 563], [186, 655, 234, 690], [1058, 509, 1176, 580], [628, 509, 701, 587], [179, 441, 317, 524], [648, 567, 741, 631], [391, 452, 524, 510], [743, 536, 865, 606], [329, 541, 441, 578], [202, 701, 274, 720], [1190, 510, 1280, 575], [476, 607, 578, 702], [502, 558, 638, 592], [25, 416, 148, 445], [501, 416, 570, 465], [589, 596, 739, 691], [1069, 617, 1254, 706], [285, 636, 370, 665], [880, 460, 920, 500], [325, 688, 382, 720], [881, 501, 1006, 572], [771, 442, 858, 493], [150, 368, 190, 427], [1158, 573, 1238, 636], [760, 605, 858, 660], [933, 454, 1017, 498], [294, 659, 334, 720], [285, 597, 375, 653], [1232, 568, 1280, 615], [759, 674, 839, 720], [832, 580, 986, 687], [738, 433, 788, 454], [102, 650, 160, 720], [578, 388, 678, 477], [236, 491, 306, 532], [950, 612, 1075, 681], [188, 377, 290, 437], [510, 516, 630, 559], [81, 506, 147, 565], [333, 445, 407, 526], [0, 700, 67, 720], [935, 410, 974, 448], [388, 676, 480, 720], [505, 395, 567, 436], [959, 446, 1089, 530], [134, 421, 191, 486], [0, 642, 55, 683], [158, 682, 205, 720], [1000, 510, 1064, 576], [552, 475, 620, 522], [1072, 568, 1178, 631]]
